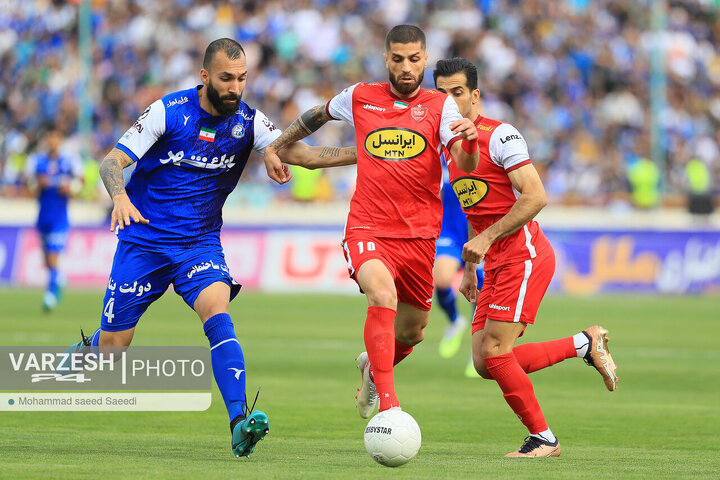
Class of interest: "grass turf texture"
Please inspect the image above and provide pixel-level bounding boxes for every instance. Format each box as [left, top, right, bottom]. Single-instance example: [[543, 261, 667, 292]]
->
[[0, 289, 718, 479]]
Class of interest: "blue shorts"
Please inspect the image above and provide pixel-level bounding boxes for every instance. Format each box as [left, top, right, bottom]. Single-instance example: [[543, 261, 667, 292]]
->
[[436, 234, 464, 264], [100, 240, 241, 331], [39, 229, 68, 253]]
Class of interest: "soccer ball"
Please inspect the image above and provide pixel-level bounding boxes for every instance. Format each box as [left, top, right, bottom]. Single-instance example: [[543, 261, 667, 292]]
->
[[363, 408, 421, 467]]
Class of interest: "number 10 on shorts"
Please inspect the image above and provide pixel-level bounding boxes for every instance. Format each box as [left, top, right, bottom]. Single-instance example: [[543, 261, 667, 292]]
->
[[357, 241, 376, 254]]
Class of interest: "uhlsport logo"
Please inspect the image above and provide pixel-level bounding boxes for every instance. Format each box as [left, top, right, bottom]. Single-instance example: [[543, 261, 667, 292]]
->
[[451, 176, 489, 209], [363, 104, 385, 112], [364, 127, 427, 161]]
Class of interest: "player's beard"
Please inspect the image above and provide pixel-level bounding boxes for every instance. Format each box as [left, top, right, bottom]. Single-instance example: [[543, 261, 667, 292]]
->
[[207, 80, 242, 117], [389, 70, 424, 96]]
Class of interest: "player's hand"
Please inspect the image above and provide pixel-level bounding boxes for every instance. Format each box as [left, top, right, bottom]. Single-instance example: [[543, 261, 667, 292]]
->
[[450, 118, 479, 141], [110, 193, 149, 232], [263, 146, 292, 184], [459, 265, 479, 303], [38, 175, 51, 188], [462, 232, 491, 264], [58, 181, 72, 196]]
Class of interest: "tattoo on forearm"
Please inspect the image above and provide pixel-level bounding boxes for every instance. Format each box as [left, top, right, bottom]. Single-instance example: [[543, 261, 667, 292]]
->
[[318, 147, 340, 158], [269, 105, 329, 152], [99, 150, 130, 199], [343, 147, 356, 161]]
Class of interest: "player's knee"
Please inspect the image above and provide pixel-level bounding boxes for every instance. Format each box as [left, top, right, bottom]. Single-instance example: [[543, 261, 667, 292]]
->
[[366, 289, 397, 309], [397, 327, 424, 346], [478, 336, 509, 359]]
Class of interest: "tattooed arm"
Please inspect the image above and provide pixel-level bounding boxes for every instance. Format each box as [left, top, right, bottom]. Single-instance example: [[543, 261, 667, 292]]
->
[[100, 148, 149, 232], [279, 144, 356, 170], [263, 105, 334, 183]]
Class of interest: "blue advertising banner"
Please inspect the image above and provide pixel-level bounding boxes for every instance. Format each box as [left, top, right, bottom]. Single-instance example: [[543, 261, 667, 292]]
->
[[0, 226, 18, 283], [546, 230, 720, 294], [1, 225, 719, 294]]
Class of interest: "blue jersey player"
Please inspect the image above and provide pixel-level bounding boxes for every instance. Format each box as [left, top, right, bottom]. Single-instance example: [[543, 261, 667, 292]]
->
[[63, 38, 356, 458], [25, 128, 83, 311], [434, 155, 484, 372]]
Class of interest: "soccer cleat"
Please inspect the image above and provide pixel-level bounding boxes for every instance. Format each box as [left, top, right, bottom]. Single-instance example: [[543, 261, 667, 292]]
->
[[439, 315, 468, 359], [56, 329, 93, 374], [505, 436, 561, 458], [355, 352, 377, 419], [582, 325, 618, 391], [42, 291, 57, 312], [231, 410, 270, 458]]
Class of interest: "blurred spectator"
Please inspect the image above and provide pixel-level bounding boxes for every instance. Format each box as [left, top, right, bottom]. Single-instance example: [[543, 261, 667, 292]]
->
[[1, 0, 719, 208]]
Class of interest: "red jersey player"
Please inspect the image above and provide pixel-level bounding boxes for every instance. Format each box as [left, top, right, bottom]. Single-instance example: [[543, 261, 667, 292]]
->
[[433, 57, 619, 457], [264, 25, 479, 419]]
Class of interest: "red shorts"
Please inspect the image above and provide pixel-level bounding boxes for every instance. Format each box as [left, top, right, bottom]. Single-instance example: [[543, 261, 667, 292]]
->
[[342, 235, 436, 311], [472, 245, 556, 334]]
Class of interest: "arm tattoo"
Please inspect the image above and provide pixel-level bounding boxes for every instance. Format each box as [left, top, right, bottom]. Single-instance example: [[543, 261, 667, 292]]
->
[[299, 105, 328, 133], [269, 105, 330, 152], [318, 147, 340, 159], [99, 149, 133, 199]]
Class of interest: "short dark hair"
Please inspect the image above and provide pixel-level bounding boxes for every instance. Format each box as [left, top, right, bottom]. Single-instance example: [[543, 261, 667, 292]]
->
[[385, 24, 426, 51], [203, 38, 246, 70], [433, 57, 479, 91]]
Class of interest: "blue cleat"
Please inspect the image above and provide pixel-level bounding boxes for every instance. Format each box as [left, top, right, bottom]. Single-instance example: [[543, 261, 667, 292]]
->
[[231, 410, 269, 458]]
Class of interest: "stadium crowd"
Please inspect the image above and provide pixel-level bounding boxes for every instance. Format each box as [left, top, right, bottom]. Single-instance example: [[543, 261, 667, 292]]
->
[[1, 0, 719, 209]]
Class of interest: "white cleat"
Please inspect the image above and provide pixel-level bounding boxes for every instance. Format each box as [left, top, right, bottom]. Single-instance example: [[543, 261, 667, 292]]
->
[[355, 352, 377, 419], [439, 315, 468, 359]]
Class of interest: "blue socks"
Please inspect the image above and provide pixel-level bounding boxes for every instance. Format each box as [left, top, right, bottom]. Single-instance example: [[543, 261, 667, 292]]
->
[[203, 313, 246, 421], [436, 286, 458, 323], [48, 268, 59, 295]]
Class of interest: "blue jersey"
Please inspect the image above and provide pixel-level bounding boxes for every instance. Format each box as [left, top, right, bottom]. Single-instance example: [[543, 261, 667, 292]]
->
[[26, 151, 82, 233], [439, 159, 468, 246], [115, 86, 280, 247]]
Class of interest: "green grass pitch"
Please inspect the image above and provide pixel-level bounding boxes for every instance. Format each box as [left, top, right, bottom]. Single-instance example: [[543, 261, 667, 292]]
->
[[0, 289, 718, 479]]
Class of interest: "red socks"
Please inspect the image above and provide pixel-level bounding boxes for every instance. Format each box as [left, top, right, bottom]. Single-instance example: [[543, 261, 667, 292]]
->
[[484, 352, 548, 435], [364, 306, 399, 411], [513, 337, 575, 374], [393, 338, 413, 366]]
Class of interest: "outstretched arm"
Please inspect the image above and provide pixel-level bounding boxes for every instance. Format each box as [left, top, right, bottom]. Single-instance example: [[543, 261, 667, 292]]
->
[[279, 143, 356, 170], [99, 148, 149, 232], [263, 105, 334, 183]]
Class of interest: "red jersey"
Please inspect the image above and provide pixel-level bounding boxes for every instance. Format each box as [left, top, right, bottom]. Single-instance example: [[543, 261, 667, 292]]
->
[[446, 115, 551, 269], [326, 82, 463, 239]]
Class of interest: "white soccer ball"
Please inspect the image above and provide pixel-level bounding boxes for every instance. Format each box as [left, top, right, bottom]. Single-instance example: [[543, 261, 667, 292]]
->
[[363, 408, 421, 467]]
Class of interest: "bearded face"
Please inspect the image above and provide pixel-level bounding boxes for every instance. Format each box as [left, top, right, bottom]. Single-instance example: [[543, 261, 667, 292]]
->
[[389, 69, 424, 96], [206, 78, 242, 117]]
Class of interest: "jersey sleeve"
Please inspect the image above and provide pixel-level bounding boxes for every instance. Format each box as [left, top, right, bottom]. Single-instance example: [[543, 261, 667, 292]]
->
[[252, 110, 282, 154], [23, 154, 39, 177], [70, 154, 84, 179], [488, 123, 531, 171], [325, 83, 359, 127], [439, 96, 463, 150], [115, 99, 166, 162]]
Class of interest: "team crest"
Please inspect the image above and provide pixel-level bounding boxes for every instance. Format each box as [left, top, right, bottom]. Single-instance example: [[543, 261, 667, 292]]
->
[[410, 105, 427, 122], [231, 123, 245, 139]]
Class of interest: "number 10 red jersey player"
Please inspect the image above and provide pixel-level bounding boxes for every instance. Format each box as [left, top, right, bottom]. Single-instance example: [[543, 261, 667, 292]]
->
[[264, 25, 479, 419]]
